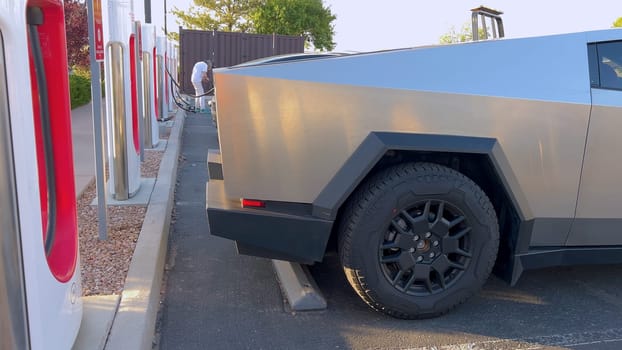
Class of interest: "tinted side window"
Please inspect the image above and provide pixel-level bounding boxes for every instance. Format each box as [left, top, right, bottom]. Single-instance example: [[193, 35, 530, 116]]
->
[[594, 41, 622, 90]]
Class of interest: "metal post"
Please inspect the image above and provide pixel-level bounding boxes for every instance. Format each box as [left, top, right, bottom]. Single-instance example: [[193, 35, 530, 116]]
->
[[164, 0, 167, 35], [141, 52, 153, 147], [491, 18, 498, 39], [86, 0, 108, 240], [144, 0, 151, 23], [496, 18, 505, 38], [107, 42, 129, 200], [480, 15, 488, 40], [471, 11, 479, 41], [157, 54, 164, 120]]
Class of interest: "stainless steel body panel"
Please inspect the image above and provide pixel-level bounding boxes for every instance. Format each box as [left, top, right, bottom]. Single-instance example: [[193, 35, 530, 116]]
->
[[220, 33, 592, 104], [215, 78, 589, 221], [568, 88, 622, 245]]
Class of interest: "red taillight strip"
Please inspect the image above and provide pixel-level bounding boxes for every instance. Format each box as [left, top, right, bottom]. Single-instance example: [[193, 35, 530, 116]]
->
[[241, 198, 265, 208]]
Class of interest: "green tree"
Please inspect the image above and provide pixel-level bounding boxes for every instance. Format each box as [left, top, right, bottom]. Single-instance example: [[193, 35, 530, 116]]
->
[[171, 0, 258, 32], [167, 31, 180, 43], [614, 17, 622, 27], [251, 0, 336, 51], [440, 22, 490, 44]]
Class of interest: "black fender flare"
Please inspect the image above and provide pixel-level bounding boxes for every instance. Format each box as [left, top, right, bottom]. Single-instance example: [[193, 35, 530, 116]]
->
[[312, 131, 529, 222], [312, 132, 537, 283]]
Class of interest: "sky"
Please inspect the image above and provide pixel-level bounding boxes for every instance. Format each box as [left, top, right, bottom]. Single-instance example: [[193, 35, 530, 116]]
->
[[150, 0, 622, 51]]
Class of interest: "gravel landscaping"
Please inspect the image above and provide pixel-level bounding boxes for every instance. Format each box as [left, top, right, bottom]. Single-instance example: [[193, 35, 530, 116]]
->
[[78, 150, 164, 296]]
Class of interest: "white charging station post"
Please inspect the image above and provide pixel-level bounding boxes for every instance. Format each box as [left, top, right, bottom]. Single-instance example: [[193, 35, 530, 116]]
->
[[141, 23, 159, 148], [104, 0, 141, 200], [167, 42, 176, 113], [1, 1, 83, 348], [156, 36, 168, 120]]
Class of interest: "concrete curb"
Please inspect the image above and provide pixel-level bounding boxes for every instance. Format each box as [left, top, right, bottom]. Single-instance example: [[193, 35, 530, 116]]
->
[[72, 295, 120, 350], [105, 109, 185, 350], [76, 178, 95, 199]]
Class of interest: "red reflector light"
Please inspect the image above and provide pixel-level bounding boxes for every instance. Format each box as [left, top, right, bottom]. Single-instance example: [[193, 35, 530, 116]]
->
[[241, 198, 265, 208]]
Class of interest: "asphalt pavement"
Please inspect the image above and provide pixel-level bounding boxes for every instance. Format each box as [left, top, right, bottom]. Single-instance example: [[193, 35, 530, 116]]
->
[[156, 110, 622, 350]]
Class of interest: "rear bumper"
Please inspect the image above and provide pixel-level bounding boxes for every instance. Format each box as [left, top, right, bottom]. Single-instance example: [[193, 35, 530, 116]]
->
[[206, 179, 333, 263]]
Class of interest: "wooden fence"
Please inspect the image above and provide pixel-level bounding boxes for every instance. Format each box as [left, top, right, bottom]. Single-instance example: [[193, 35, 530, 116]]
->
[[179, 28, 305, 94]]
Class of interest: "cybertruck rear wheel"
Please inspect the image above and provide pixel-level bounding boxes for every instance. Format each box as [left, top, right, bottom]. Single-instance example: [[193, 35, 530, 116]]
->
[[338, 162, 499, 319]]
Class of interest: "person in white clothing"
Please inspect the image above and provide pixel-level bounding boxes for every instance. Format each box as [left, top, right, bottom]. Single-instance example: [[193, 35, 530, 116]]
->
[[191, 60, 212, 111]]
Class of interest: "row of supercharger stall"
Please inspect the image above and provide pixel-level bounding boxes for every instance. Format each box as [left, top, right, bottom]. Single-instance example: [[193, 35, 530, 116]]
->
[[104, 0, 178, 200], [0, 0, 178, 349]]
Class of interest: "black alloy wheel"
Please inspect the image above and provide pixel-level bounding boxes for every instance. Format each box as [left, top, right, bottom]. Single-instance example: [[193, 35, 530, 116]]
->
[[339, 162, 499, 319], [379, 200, 472, 296]]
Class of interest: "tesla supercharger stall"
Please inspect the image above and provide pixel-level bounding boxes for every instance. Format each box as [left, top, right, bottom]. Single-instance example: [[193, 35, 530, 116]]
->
[[0, 0, 82, 348], [167, 42, 176, 113], [156, 36, 168, 120], [103, 0, 141, 200], [132, 20, 144, 159], [141, 23, 158, 148], [173, 44, 180, 111], [171, 44, 179, 108]]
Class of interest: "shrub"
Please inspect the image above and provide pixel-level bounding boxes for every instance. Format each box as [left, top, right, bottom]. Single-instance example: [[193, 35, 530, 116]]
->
[[69, 72, 91, 109]]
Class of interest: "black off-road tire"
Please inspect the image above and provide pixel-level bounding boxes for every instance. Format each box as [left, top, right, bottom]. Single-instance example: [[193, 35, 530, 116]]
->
[[338, 162, 499, 319]]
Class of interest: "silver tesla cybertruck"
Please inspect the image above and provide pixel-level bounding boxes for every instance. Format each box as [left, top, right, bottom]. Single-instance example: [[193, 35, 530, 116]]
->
[[206, 29, 622, 318]]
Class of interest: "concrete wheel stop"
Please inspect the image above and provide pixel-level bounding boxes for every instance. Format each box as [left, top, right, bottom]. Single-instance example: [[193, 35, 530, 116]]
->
[[272, 260, 327, 311]]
